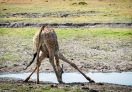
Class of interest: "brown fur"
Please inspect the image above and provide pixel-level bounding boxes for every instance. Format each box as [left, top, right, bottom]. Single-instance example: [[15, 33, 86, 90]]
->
[[24, 26, 94, 84]]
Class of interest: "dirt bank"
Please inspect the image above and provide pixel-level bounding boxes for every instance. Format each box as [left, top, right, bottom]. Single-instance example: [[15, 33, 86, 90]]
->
[[0, 77, 132, 92], [0, 11, 132, 28], [0, 22, 132, 28], [0, 11, 100, 18]]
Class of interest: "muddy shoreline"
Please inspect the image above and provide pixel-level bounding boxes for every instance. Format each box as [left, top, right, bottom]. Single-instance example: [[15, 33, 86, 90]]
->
[[0, 22, 132, 28], [0, 77, 132, 92]]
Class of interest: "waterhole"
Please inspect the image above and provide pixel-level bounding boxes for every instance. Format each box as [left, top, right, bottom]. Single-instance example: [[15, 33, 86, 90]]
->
[[0, 72, 132, 86]]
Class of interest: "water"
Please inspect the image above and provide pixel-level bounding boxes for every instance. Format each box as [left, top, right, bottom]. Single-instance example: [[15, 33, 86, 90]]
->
[[0, 72, 132, 86]]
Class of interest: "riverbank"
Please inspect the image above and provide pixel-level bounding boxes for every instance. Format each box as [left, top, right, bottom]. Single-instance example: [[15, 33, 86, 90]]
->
[[0, 77, 132, 92], [0, 22, 132, 28]]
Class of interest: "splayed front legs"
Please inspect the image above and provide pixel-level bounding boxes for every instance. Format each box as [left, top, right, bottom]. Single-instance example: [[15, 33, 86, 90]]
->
[[58, 52, 95, 83]]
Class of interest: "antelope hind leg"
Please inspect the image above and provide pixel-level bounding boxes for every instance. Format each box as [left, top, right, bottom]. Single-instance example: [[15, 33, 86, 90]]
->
[[23, 52, 46, 83]]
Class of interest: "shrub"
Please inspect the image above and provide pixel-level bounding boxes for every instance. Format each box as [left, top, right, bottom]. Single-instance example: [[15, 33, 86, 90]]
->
[[72, 2, 77, 5], [78, 2, 87, 5], [72, 2, 87, 5]]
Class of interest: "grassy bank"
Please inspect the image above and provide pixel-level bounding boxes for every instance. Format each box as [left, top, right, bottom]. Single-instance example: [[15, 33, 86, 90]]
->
[[0, 83, 84, 92], [0, 78, 132, 92], [0, 0, 132, 23], [0, 27, 132, 38]]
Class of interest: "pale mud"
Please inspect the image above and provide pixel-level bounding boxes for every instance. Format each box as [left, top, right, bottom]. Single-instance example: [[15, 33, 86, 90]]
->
[[0, 36, 132, 73]]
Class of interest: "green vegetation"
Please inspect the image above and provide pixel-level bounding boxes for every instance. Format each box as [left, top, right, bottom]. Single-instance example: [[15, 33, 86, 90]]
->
[[0, 28, 131, 38], [78, 2, 87, 5], [72, 2, 88, 5], [72, 3, 77, 5], [56, 28, 132, 38], [0, 83, 34, 92], [2, 54, 14, 61], [0, 28, 36, 37], [0, 83, 85, 92]]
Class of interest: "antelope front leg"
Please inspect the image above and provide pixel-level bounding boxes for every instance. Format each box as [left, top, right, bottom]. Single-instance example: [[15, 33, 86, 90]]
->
[[58, 52, 95, 83], [55, 56, 64, 82], [48, 52, 63, 83]]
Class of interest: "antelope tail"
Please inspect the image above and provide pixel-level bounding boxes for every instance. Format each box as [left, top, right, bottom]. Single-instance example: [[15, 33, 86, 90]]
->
[[25, 52, 37, 70]]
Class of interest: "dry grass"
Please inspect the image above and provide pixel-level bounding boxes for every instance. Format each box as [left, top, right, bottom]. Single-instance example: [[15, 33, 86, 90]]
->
[[0, 0, 132, 23]]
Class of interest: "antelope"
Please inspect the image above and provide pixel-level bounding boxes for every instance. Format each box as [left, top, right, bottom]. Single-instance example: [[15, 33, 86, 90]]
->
[[24, 25, 94, 84]]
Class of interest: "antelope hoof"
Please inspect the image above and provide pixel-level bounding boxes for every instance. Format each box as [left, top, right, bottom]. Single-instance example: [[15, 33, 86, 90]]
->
[[23, 77, 30, 82], [23, 79, 28, 82], [59, 80, 64, 84], [89, 80, 95, 83], [36, 81, 39, 84]]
